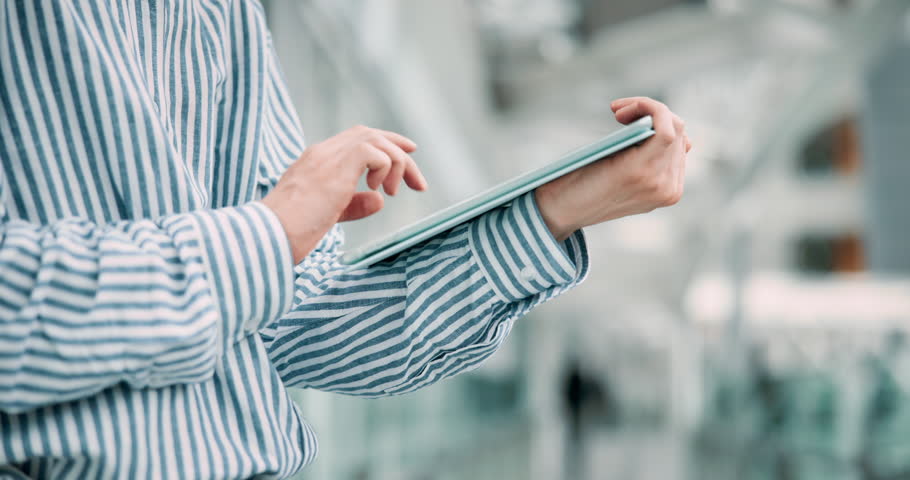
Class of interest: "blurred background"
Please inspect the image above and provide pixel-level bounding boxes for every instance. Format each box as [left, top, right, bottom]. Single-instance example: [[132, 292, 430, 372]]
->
[[260, 0, 910, 478]]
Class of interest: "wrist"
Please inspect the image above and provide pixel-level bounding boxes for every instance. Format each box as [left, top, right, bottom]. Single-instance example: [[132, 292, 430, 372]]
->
[[534, 185, 576, 243]]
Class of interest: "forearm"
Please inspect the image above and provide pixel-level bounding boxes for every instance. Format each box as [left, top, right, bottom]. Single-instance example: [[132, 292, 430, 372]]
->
[[264, 192, 589, 396]]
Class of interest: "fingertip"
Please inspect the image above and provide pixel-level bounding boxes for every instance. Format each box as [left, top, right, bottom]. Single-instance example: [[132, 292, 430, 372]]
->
[[339, 191, 385, 222], [403, 165, 428, 191], [361, 190, 385, 213], [357, 194, 384, 220], [381, 130, 418, 152], [613, 105, 636, 124], [610, 97, 635, 112], [404, 177, 426, 192], [370, 192, 385, 214]]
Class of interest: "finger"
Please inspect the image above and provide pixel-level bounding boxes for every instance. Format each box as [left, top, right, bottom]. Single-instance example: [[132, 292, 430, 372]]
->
[[676, 149, 687, 199], [673, 126, 688, 191], [615, 100, 675, 145], [369, 135, 416, 195], [612, 96, 667, 115], [338, 191, 385, 222], [614, 98, 667, 124], [402, 157, 428, 191], [384, 156, 406, 196], [361, 144, 392, 190], [376, 129, 418, 153], [672, 114, 686, 135], [610, 97, 637, 113], [670, 114, 691, 154], [672, 115, 691, 153]]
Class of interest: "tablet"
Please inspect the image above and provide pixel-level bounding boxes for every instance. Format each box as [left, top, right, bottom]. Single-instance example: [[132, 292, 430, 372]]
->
[[340, 116, 655, 271]]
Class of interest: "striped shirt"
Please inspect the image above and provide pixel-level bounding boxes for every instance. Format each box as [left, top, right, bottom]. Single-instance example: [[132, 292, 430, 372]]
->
[[0, 1, 588, 478]]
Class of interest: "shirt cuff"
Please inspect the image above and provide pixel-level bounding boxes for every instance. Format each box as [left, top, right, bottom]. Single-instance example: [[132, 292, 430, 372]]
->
[[177, 202, 295, 352], [469, 191, 589, 303]]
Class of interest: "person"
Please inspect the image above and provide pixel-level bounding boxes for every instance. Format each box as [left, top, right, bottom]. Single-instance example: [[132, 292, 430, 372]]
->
[[0, 1, 690, 478]]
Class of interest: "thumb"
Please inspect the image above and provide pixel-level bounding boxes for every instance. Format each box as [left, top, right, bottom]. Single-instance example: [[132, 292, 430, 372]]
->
[[338, 191, 384, 222]]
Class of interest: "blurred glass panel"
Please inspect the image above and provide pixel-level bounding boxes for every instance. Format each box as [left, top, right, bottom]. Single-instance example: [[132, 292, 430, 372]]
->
[[260, 1, 910, 478]]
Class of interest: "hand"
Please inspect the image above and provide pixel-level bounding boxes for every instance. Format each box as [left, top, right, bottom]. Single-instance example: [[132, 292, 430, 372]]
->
[[534, 97, 691, 242], [262, 125, 428, 263]]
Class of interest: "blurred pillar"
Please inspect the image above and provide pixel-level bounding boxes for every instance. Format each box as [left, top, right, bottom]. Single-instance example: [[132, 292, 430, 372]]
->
[[863, 21, 910, 273]]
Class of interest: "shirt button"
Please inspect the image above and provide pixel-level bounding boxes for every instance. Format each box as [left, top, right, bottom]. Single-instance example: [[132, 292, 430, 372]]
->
[[520, 266, 535, 281]]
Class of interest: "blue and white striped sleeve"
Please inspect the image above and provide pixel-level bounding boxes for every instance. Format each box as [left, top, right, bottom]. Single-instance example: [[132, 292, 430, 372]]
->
[[263, 191, 589, 397], [0, 168, 295, 413]]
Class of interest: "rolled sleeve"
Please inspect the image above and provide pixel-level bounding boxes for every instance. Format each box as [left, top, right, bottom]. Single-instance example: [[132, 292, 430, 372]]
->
[[180, 202, 295, 352], [266, 192, 590, 397], [469, 191, 589, 303]]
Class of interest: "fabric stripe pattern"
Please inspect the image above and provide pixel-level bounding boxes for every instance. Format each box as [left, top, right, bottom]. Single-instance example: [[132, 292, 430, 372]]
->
[[0, 1, 588, 478]]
